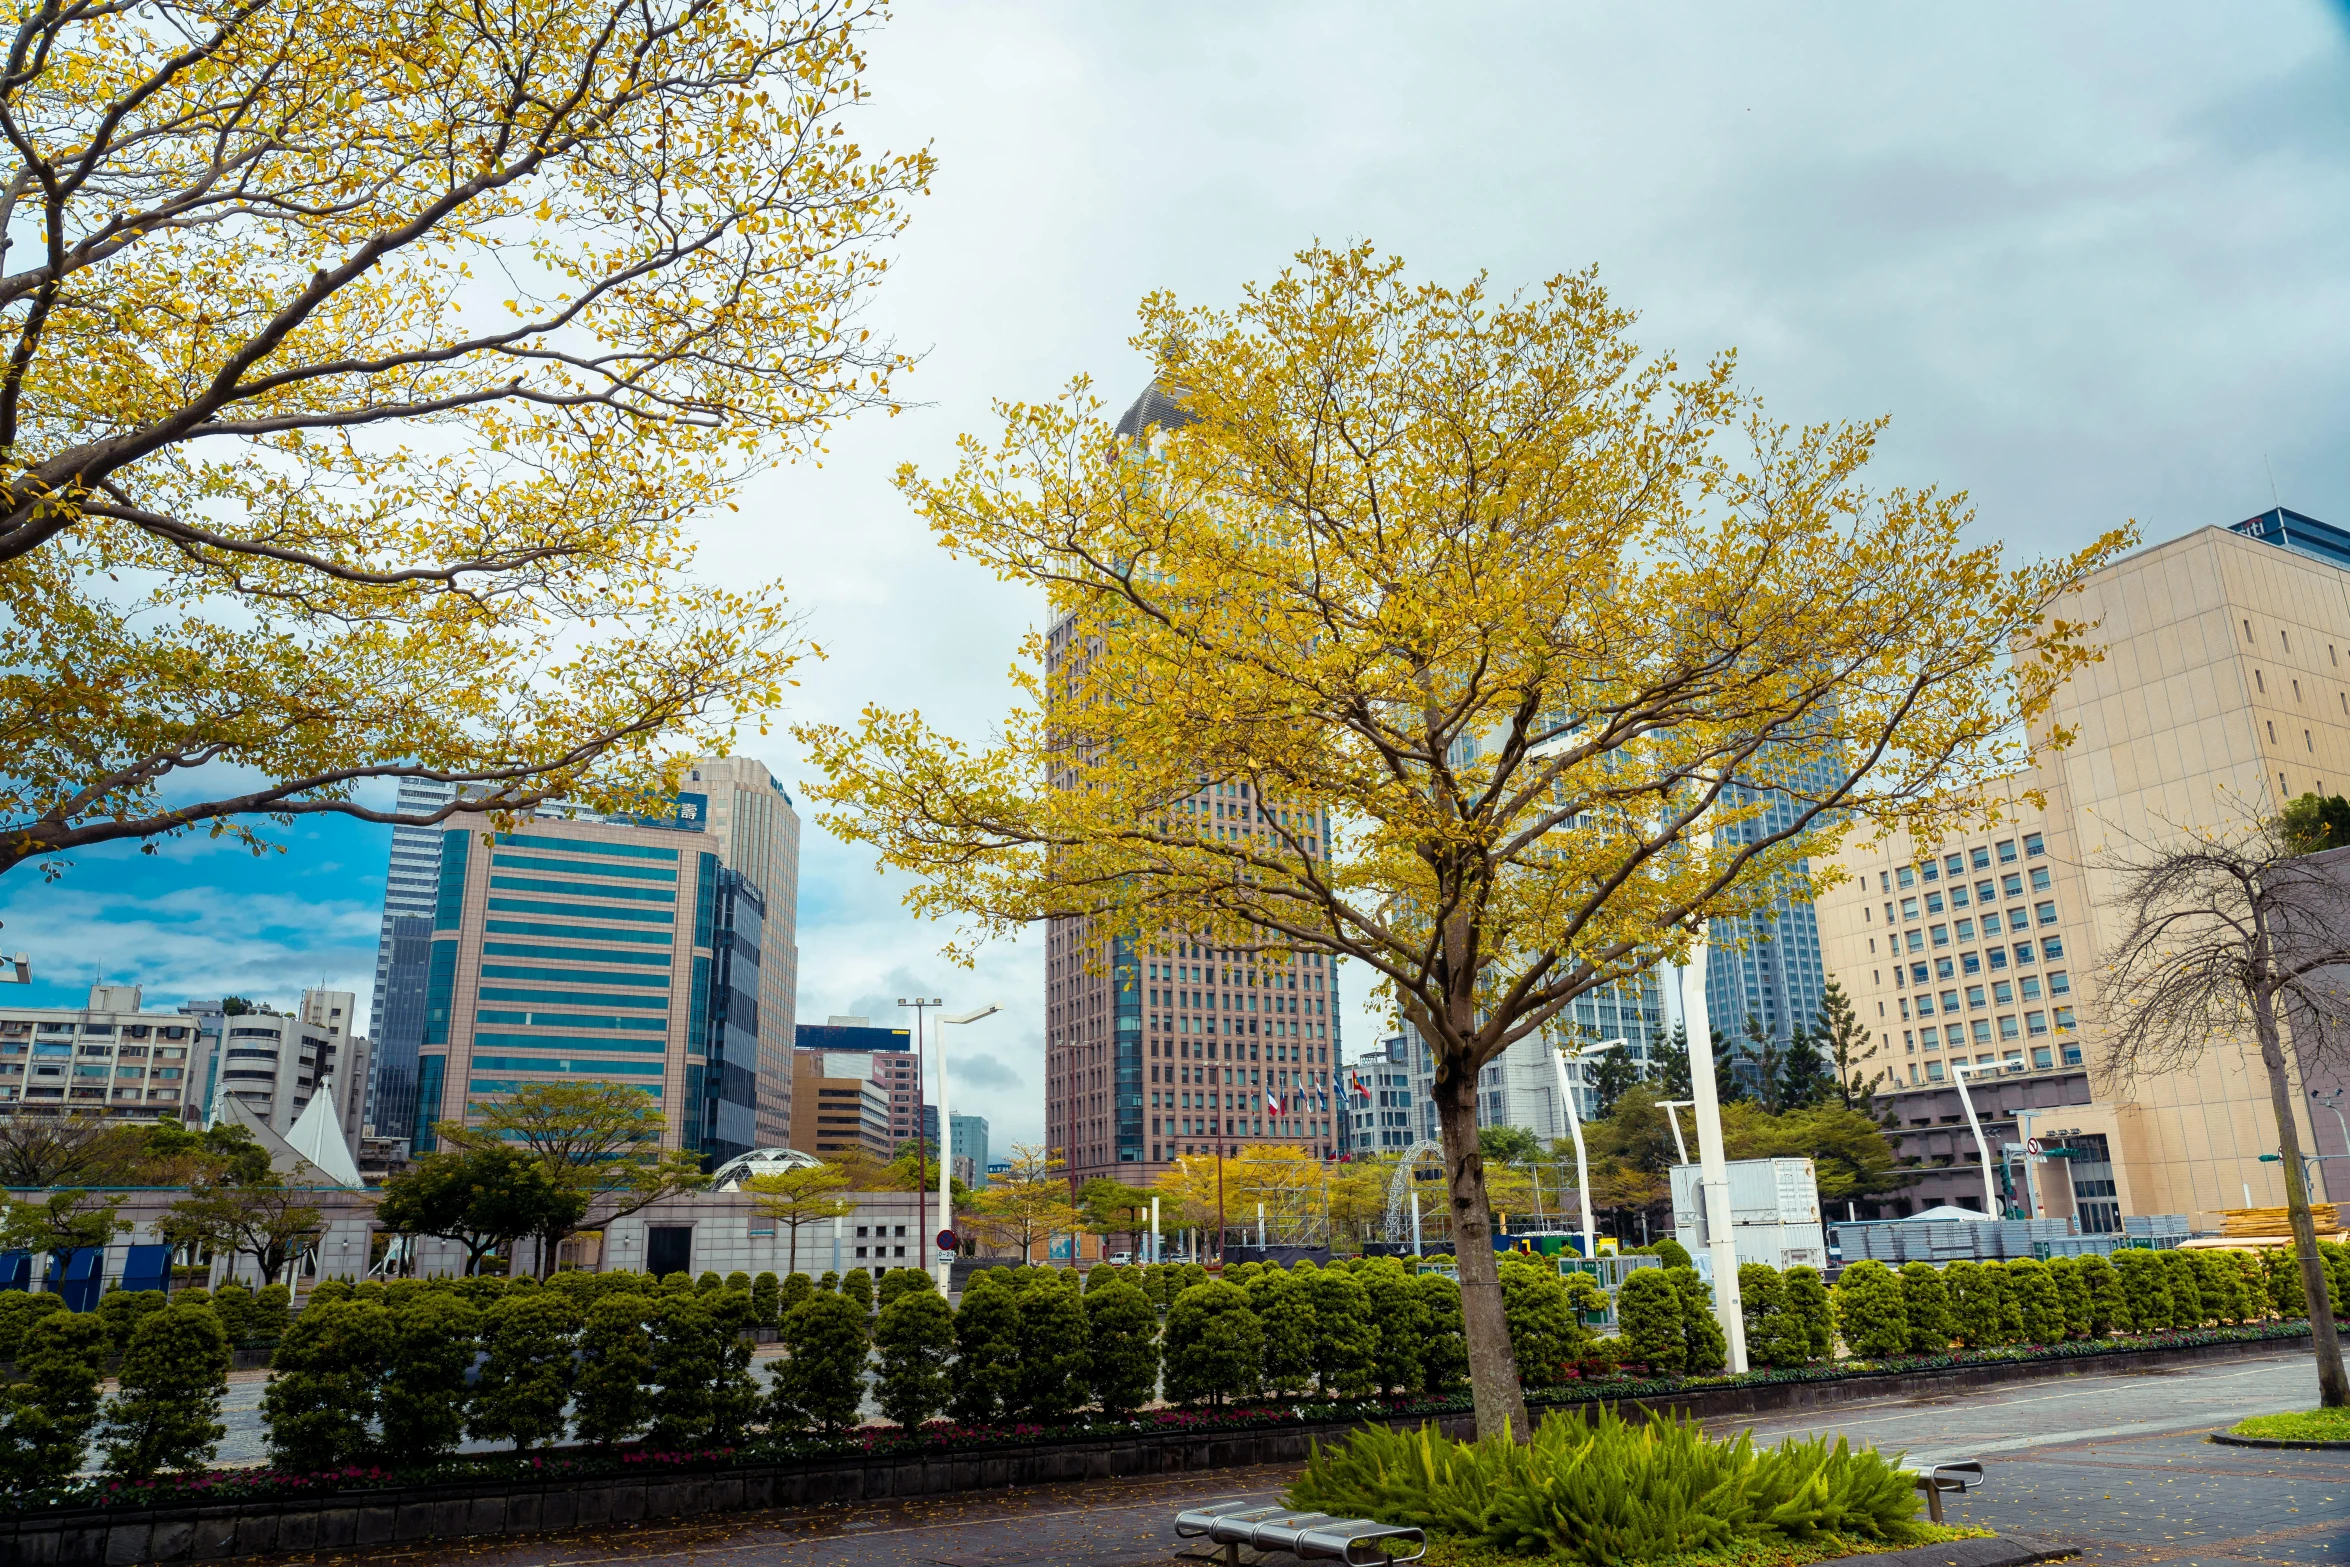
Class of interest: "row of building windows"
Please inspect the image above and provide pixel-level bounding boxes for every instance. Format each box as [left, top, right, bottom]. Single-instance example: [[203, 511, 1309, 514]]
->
[[487, 897, 674, 925], [484, 919, 673, 946], [490, 851, 679, 884], [479, 962, 672, 988], [0, 1021, 194, 1039], [1890, 834, 2043, 889], [487, 875, 677, 905], [481, 941, 672, 967]]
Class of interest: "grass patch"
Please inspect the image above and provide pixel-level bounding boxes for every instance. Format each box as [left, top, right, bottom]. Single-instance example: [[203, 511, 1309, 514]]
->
[[1421, 1524, 1992, 1566], [2229, 1406, 2350, 1442]]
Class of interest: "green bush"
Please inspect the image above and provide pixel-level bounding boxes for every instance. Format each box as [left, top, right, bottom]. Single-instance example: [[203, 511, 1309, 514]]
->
[[1617, 1269, 1685, 1374], [1646, 1238, 1694, 1269], [1163, 1279, 1263, 1407], [252, 1282, 292, 1341], [260, 1300, 391, 1469], [1737, 1264, 1793, 1368], [872, 1279, 955, 1430], [1288, 1407, 1922, 1565], [647, 1292, 758, 1447], [2006, 1259, 2066, 1345], [1672, 1269, 1727, 1374], [2157, 1249, 2206, 1327], [2077, 1252, 2126, 1333], [2320, 1242, 2350, 1313], [0, 1292, 65, 1364], [1303, 1266, 1377, 1399], [1833, 1260, 1909, 1359], [1084, 1276, 1162, 1418], [1982, 1261, 2025, 1344], [1012, 1267, 1090, 1420], [876, 1266, 931, 1311], [472, 1293, 577, 1452], [816, 1270, 839, 1293], [2112, 1248, 2174, 1331], [2219, 1249, 2268, 1322], [767, 1291, 869, 1435], [1358, 1261, 1426, 1394], [724, 1270, 751, 1294], [1500, 1257, 1587, 1385], [1943, 1260, 1999, 1348], [98, 1301, 231, 1479], [210, 1280, 256, 1345], [1418, 1272, 1468, 1393], [96, 1288, 168, 1358], [308, 1278, 355, 1307], [2047, 1257, 2092, 1340], [573, 1295, 655, 1447], [0, 1308, 107, 1496], [949, 1270, 1020, 1424], [1244, 1266, 1316, 1397], [751, 1271, 781, 1328], [1778, 1265, 1834, 1364], [381, 1293, 482, 1463], [1894, 1262, 1951, 1354], [779, 1271, 816, 1314], [839, 1267, 875, 1313], [695, 1270, 721, 1294]]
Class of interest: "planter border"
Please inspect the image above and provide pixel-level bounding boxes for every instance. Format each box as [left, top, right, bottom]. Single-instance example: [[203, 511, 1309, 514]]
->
[[1832, 1533, 2074, 1567], [0, 1330, 2305, 1566], [2208, 1430, 2350, 1450]]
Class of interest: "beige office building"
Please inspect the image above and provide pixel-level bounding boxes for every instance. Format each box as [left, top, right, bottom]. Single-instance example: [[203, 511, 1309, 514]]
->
[[1818, 515, 2344, 1229]]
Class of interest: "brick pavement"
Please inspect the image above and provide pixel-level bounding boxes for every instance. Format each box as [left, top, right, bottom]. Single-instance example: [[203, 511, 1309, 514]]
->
[[270, 1349, 2344, 1567]]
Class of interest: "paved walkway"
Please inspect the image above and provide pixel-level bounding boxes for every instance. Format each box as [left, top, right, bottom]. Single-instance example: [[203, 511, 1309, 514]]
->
[[265, 1349, 2344, 1567]]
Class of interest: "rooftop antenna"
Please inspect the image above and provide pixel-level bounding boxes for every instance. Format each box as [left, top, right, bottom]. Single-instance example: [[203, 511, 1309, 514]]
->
[[2265, 453, 2283, 517]]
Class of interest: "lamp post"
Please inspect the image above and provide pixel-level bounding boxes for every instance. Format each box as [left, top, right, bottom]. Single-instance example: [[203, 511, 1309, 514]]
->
[[1674, 925, 1748, 1374], [935, 1003, 1000, 1290], [1546, 1037, 1623, 1262], [1949, 1059, 2014, 1218], [897, 996, 941, 1263], [1657, 1100, 1695, 1165]]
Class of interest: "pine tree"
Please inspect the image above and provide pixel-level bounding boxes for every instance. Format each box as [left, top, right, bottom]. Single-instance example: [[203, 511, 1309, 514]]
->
[[1084, 1276, 1162, 1418], [871, 1281, 955, 1431], [0, 1309, 106, 1496], [260, 1300, 391, 1469], [1358, 1259, 1427, 1395], [1816, 978, 1883, 1108], [471, 1292, 578, 1453], [1163, 1279, 1263, 1407], [380, 1293, 482, 1463], [949, 1269, 1021, 1424], [96, 1301, 230, 1479], [1897, 1262, 1954, 1353], [1831, 1260, 1909, 1358], [573, 1294, 655, 1447], [1012, 1267, 1090, 1421], [1302, 1266, 1377, 1399], [1417, 1272, 1469, 1393], [767, 1291, 869, 1435]]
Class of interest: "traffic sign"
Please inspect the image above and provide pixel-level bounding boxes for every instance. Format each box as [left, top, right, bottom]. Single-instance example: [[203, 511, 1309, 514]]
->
[[2025, 1137, 2043, 1156], [937, 1228, 958, 1252]]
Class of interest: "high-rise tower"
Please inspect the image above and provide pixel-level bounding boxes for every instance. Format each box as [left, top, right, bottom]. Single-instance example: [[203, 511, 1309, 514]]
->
[[364, 776, 458, 1132]]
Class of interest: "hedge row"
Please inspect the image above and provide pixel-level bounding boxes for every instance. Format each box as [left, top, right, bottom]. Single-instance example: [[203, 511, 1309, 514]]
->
[[1830, 1243, 2350, 1355], [0, 1281, 290, 1360]]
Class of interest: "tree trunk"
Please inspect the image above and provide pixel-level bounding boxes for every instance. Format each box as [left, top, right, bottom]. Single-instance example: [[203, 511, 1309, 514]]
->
[[1432, 1061, 1528, 1442], [2254, 982, 2347, 1406]]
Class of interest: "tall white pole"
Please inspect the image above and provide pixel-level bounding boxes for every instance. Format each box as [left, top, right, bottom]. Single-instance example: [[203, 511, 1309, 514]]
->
[[1950, 1062, 2002, 1217], [1678, 932, 1749, 1374], [936, 1012, 953, 1292], [1548, 1040, 1617, 1262], [1150, 1195, 1160, 1264]]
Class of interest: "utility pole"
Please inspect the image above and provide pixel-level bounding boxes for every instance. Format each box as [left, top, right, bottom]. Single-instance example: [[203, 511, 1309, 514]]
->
[[897, 996, 940, 1263]]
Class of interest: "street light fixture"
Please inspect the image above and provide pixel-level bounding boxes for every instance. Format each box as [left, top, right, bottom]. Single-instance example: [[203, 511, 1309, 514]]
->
[[1949, 1059, 2022, 1218], [935, 1002, 1001, 1290], [1656, 1100, 1695, 1164], [897, 997, 942, 1267], [1546, 1037, 1623, 1264]]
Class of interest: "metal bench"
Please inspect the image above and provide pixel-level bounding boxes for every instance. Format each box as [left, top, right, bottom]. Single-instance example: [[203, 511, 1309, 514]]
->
[[1175, 1502, 1427, 1565], [1902, 1459, 1984, 1523]]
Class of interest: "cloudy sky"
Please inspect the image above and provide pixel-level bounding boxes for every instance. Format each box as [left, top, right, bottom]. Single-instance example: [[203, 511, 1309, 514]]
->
[[9, 2, 2347, 1147]]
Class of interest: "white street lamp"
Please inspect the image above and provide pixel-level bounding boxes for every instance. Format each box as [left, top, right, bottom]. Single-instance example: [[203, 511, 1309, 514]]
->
[[1657, 1100, 1695, 1164], [1949, 1058, 2019, 1218], [936, 1003, 1001, 1290], [1547, 1037, 1623, 1264]]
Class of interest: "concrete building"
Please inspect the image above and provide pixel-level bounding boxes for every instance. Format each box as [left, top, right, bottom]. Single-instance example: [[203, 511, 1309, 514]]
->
[[1816, 515, 2344, 1226], [922, 1104, 991, 1188], [0, 984, 206, 1120], [789, 1049, 893, 1159], [410, 803, 772, 1164], [797, 1018, 918, 1146], [198, 988, 370, 1144], [1343, 1035, 1418, 1155]]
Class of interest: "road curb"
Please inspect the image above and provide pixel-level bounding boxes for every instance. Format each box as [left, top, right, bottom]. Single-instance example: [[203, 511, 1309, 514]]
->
[[1835, 1532, 2077, 1567], [2208, 1430, 2350, 1450]]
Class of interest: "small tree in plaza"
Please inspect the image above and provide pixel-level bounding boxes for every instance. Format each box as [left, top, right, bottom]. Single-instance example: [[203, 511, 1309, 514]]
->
[[1084, 1275, 1163, 1419], [574, 1296, 656, 1449], [647, 1292, 759, 1448], [1244, 1264, 1317, 1396], [872, 1279, 956, 1431], [1617, 1269, 1687, 1375], [1012, 1268, 1091, 1421], [382, 1294, 483, 1463], [768, 1291, 869, 1435], [1302, 1265, 1378, 1399], [1164, 1279, 1263, 1408], [1358, 1260, 1428, 1394], [800, 243, 2125, 1438], [950, 1270, 1022, 1424], [1417, 1272, 1470, 1394], [743, 1166, 859, 1279], [97, 1301, 232, 1480], [260, 1300, 392, 1470], [0, 1309, 106, 1496], [1831, 1260, 1909, 1359], [471, 1292, 578, 1454], [1499, 1255, 1586, 1385]]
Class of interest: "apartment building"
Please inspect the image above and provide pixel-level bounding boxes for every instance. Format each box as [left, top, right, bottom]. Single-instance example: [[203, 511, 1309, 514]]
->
[[198, 988, 370, 1142], [1817, 514, 2345, 1227], [0, 984, 206, 1119], [796, 1018, 918, 1146], [1343, 1035, 1418, 1155], [789, 1048, 895, 1159]]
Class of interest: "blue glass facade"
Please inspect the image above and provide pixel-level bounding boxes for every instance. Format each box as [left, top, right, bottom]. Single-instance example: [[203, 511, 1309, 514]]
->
[[2232, 507, 2350, 573]]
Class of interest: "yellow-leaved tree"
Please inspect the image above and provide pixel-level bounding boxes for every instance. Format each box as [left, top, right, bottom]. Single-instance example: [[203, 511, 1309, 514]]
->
[[799, 245, 2130, 1438], [0, 0, 931, 873]]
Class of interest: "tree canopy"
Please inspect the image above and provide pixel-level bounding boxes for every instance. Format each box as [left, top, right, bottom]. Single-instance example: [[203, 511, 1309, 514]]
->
[[0, 0, 930, 876], [801, 244, 2127, 1438]]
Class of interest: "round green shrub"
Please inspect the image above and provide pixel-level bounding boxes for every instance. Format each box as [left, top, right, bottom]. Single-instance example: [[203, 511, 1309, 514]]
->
[[260, 1300, 391, 1470], [1164, 1278, 1263, 1407], [1303, 1265, 1378, 1399], [572, 1295, 654, 1448], [1358, 1260, 1427, 1394], [750, 1271, 781, 1328], [839, 1267, 875, 1313], [1781, 1265, 1835, 1362], [949, 1269, 1020, 1424], [872, 1283, 955, 1430], [2077, 1252, 2126, 1333], [1502, 1256, 1589, 1384], [1417, 1272, 1468, 1393], [471, 1292, 577, 1452], [1738, 1263, 1793, 1368], [98, 1300, 231, 1479], [381, 1293, 482, 1463], [1832, 1260, 1909, 1359], [1617, 1268, 1686, 1375], [1244, 1266, 1317, 1396], [1084, 1276, 1162, 1418], [2111, 1248, 2174, 1331], [2046, 1257, 2091, 1340], [0, 1308, 108, 1495], [2005, 1259, 2066, 1344], [1013, 1267, 1090, 1420], [766, 1291, 869, 1435]]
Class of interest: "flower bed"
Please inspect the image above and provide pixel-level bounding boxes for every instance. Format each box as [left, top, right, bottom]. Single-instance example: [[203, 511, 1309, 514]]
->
[[18, 1319, 2311, 1518]]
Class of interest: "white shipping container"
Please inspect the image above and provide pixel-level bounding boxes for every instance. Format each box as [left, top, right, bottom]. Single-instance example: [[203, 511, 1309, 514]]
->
[[1670, 1158, 1821, 1238], [1686, 1223, 1829, 1280]]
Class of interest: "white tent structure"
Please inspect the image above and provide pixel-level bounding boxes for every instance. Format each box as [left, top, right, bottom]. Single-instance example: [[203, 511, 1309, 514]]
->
[[285, 1074, 365, 1188]]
